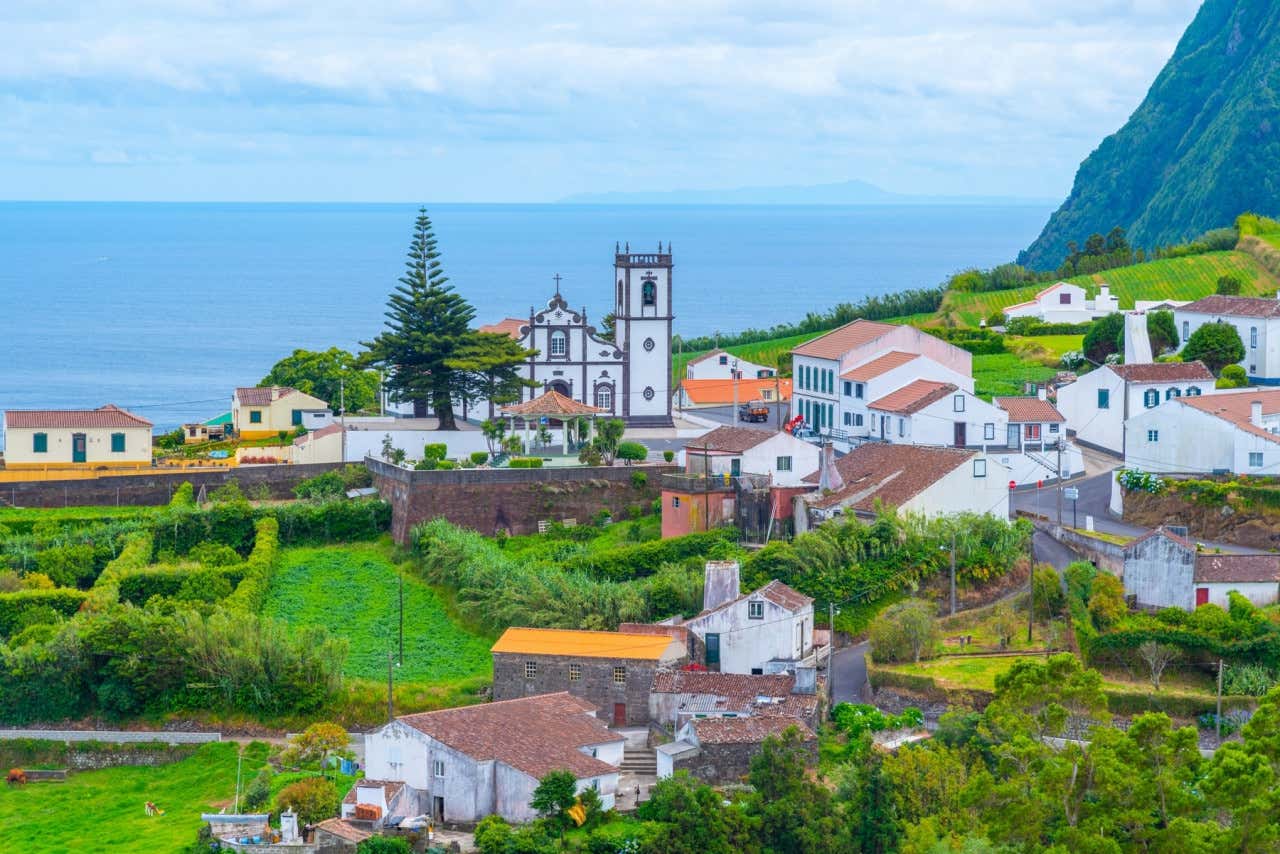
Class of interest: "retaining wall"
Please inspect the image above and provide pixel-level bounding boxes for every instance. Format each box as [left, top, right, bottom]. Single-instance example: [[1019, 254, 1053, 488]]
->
[[0, 729, 220, 744]]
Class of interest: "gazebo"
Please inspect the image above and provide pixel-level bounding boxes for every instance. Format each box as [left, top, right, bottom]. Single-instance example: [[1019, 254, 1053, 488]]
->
[[499, 390, 605, 454]]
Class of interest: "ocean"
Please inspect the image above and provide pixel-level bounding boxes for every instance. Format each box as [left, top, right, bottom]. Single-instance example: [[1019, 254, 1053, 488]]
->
[[0, 202, 1052, 431]]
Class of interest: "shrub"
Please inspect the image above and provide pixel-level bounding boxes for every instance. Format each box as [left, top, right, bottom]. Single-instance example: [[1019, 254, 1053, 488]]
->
[[169, 482, 196, 508], [412, 458, 436, 471], [617, 441, 648, 463], [509, 457, 544, 468], [1088, 572, 1127, 630], [470, 451, 489, 465], [222, 517, 281, 613], [1182, 321, 1245, 374], [1224, 663, 1278, 697], [276, 776, 341, 824], [34, 544, 97, 589], [1116, 468, 1165, 494], [293, 470, 346, 500], [243, 769, 272, 810], [868, 600, 939, 663], [189, 542, 241, 568], [1217, 273, 1245, 295], [357, 839, 411, 854], [631, 471, 648, 488], [1218, 364, 1249, 389], [1033, 565, 1066, 620], [422, 443, 447, 462], [0, 589, 91, 637], [435, 460, 456, 470], [663, 450, 675, 463]]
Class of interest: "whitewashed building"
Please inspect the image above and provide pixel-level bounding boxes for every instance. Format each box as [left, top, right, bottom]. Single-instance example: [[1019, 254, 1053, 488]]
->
[[864, 380, 1006, 448], [681, 426, 820, 488], [1123, 388, 1280, 475], [685, 349, 775, 381], [833, 351, 972, 443], [790, 320, 972, 438], [1003, 282, 1119, 324], [363, 693, 624, 824], [1123, 527, 1280, 611], [1055, 362, 1216, 455], [1175, 294, 1280, 383]]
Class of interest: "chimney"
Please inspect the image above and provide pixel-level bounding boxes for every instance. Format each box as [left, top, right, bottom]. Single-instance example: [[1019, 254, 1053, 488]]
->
[[703, 561, 741, 612], [271, 385, 281, 401], [1037, 385, 1047, 401], [792, 665, 817, 695], [1252, 400, 1264, 427]]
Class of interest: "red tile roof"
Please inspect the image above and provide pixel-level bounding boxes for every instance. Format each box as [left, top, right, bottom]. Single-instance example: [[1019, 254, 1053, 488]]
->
[[4, 404, 152, 429], [235, 386, 298, 406], [1125, 526, 1194, 554], [691, 716, 815, 745], [867, 380, 958, 415], [500, 390, 604, 417], [1109, 362, 1213, 383], [802, 444, 976, 512], [684, 425, 776, 454], [396, 693, 622, 780], [651, 670, 795, 705], [480, 318, 528, 340], [994, 397, 1065, 423], [841, 351, 920, 381], [1180, 389, 1280, 446], [680, 378, 792, 405], [693, 579, 813, 619], [314, 819, 373, 843], [1179, 295, 1280, 318], [1195, 553, 1280, 584], [792, 319, 899, 359]]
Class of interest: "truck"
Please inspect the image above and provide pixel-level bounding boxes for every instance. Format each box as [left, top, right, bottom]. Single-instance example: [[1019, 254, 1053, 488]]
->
[[737, 400, 770, 422]]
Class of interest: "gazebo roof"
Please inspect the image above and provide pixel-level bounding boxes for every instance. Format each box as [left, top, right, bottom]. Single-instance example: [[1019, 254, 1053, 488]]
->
[[500, 390, 605, 418]]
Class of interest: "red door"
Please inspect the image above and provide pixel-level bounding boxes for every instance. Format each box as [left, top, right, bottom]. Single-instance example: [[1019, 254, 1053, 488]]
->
[[613, 703, 626, 726], [1195, 587, 1210, 607]]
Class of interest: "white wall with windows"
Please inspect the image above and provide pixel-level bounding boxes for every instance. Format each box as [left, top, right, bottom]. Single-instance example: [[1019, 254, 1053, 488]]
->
[[1175, 308, 1280, 382], [865, 389, 1006, 448], [1058, 367, 1212, 455], [1125, 399, 1280, 475]]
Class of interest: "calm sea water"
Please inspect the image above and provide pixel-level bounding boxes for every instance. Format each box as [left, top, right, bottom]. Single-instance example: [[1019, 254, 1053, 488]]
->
[[0, 202, 1052, 431]]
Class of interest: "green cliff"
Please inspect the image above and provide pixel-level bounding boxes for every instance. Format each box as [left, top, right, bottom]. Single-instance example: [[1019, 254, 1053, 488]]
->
[[1021, 0, 1280, 269]]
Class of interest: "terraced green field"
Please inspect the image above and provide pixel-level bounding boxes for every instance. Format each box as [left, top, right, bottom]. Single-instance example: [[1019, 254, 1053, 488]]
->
[[942, 250, 1279, 326], [673, 330, 823, 383]]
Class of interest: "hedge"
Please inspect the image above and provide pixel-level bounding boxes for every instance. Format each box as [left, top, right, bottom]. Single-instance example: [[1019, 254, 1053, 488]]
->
[[509, 457, 544, 468], [1102, 688, 1255, 719], [268, 499, 391, 544], [563, 528, 740, 580], [223, 517, 281, 613], [116, 566, 246, 606], [0, 588, 90, 637], [0, 738, 199, 769], [89, 532, 155, 608]]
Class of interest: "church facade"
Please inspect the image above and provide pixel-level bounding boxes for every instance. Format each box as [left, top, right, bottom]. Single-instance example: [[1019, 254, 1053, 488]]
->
[[484, 244, 675, 427]]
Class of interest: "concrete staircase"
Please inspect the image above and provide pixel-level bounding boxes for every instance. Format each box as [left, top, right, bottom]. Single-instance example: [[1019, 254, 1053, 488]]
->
[[621, 746, 657, 776]]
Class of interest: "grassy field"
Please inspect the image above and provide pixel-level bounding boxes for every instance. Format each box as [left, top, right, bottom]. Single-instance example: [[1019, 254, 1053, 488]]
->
[[972, 353, 1058, 400], [941, 250, 1280, 326], [263, 543, 493, 684], [0, 741, 269, 853]]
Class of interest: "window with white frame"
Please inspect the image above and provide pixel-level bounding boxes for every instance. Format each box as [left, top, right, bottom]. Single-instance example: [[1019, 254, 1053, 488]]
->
[[550, 330, 567, 357], [984, 423, 995, 441], [1143, 389, 1159, 408], [1147, 430, 1159, 442], [854, 414, 864, 427], [524, 661, 537, 679], [843, 412, 852, 426], [1182, 320, 1189, 341], [973, 459, 987, 477], [1025, 423, 1041, 440], [748, 600, 764, 619], [569, 663, 581, 681], [612, 666, 627, 685], [1252, 327, 1258, 349], [953, 394, 965, 412], [1250, 452, 1264, 468], [433, 759, 446, 777], [1049, 422, 1060, 433], [595, 386, 612, 410], [776, 456, 792, 472], [1188, 386, 1202, 396], [1166, 387, 1180, 400]]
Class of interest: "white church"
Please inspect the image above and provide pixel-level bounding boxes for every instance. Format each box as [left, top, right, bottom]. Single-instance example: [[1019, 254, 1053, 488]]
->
[[479, 243, 675, 427]]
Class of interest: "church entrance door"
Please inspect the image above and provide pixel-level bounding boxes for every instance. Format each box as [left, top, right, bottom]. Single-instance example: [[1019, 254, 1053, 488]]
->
[[547, 380, 571, 397]]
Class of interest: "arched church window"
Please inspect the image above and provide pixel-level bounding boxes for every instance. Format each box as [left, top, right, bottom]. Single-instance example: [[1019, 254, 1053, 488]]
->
[[642, 281, 657, 307], [595, 386, 613, 410], [550, 330, 567, 357]]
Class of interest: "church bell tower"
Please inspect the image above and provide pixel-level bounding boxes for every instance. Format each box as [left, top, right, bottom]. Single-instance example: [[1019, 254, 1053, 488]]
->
[[614, 241, 674, 427]]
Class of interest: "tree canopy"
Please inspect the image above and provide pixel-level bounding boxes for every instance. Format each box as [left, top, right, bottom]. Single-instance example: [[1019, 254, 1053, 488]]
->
[[1182, 321, 1246, 375], [262, 347, 379, 414]]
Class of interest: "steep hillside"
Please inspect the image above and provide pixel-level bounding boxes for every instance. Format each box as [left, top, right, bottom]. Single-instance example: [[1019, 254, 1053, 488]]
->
[[1022, 0, 1280, 269]]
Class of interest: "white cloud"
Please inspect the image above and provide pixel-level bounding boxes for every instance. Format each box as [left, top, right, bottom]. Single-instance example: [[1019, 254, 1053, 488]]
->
[[0, 0, 1204, 199]]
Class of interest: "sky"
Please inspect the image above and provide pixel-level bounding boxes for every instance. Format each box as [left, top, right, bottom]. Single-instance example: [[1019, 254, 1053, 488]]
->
[[0, 1, 1204, 203]]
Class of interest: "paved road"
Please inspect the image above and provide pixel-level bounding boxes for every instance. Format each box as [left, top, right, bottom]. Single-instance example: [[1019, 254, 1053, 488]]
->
[[830, 641, 870, 705], [1032, 530, 1080, 571], [682, 403, 790, 430]]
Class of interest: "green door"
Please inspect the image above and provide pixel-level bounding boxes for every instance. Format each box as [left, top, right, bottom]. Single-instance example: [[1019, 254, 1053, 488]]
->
[[72, 433, 87, 463], [705, 633, 721, 671]]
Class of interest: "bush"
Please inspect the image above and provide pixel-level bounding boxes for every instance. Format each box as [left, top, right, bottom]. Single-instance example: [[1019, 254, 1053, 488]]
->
[[509, 457, 544, 468], [243, 769, 272, 810], [34, 544, 97, 589], [422, 443, 447, 462], [0, 589, 91, 637], [358, 839, 411, 854], [868, 600, 939, 664], [1218, 364, 1249, 389], [269, 499, 391, 544], [1224, 663, 1278, 696], [631, 471, 648, 488], [471, 451, 489, 465], [293, 470, 346, 500], [277, 775, 341, 824], [435, 460, 456, 470], [222, 517, 281, 613], [1088, 572, 1127, 630], [189, 542, 241, 568], [169, 482, 196, 508], [562, 528, 739, 581], [617, 442, 648, 463], [663, 450, 675, 463], [1217, 273, 1244, 295], [1033, 565, 1066, 620], [1182, 321, 1245, 374]]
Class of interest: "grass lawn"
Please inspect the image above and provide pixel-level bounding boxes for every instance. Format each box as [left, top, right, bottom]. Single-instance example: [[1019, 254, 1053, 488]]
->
[[1067, 528, 1133, 546], [263, 543, 494, 684], [886, 655, 1042, 691], [972, 353, 1058, 400], [673, 330, 823, 384], [0, 741, 269, 853]]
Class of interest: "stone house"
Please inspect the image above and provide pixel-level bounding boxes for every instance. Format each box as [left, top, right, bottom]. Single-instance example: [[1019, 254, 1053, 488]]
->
[[490, 627, 686, 726], [648, 667, 821, 732], [362, 692, 625, 824], [1123, 526, 1280, 610], [657, 716, 817, 784], [674, 561, 815, 675]]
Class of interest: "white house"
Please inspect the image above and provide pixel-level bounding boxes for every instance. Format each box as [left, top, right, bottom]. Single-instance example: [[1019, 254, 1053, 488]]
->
[[991, 396, 1084, 483], [1003, 282, 1119, 324], [675, 562, 815, 675], [865, 380, 1006, 449], [363, 693, 624, 824], [790, 320, 972, 438], [1175, 294, 1280, 383], [1055, 362, 1216, 456], [833, 351, 972, 443], [1123, 388, 1280, 475], [681, 426, 820, 487], [232, 386, 330, 439], [799, 443, 1009, 523], [1123, 527, 1280, 611], [2, 405, 153, 469], [685, 349, 775, 381]]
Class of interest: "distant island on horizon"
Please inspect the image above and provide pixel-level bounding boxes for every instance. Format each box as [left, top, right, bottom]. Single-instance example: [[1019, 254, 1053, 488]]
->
[[559, 179, 1056, 207]]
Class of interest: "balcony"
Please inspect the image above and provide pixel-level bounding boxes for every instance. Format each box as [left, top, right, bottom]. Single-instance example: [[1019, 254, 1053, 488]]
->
[[660, 472, 771, 493]]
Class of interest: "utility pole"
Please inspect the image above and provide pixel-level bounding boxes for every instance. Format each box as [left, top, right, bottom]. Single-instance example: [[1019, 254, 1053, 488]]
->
[[1216, 658, 1224, 741], [1055, 440, 1064, 527], [775, 374, 782, 430], [1027, 538, 1035, 644], [828, 601, 837, 706], [234, 747, 243, 813], [340, 378, 347, 463], [387, 651, 394, 724], [399, 572, 405, 667], [949, 531, 957, 617], [732, 359, 740, 421]]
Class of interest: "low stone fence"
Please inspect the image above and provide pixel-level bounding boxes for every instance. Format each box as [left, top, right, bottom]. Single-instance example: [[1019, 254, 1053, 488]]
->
[[0, 729, 220, 744], [1043, 523, 1125, 575]]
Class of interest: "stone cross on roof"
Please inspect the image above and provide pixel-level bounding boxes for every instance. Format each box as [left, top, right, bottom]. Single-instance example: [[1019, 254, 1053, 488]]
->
[[553, 273, 562, 295]]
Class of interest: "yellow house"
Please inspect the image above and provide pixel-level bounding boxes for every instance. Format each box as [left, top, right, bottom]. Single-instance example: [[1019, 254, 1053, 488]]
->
[[232, 387, 330, 439], [3, 404, 153, 469]]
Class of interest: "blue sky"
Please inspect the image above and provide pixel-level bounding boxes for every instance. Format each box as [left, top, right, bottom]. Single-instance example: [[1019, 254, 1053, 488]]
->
[[0, 1, 1203, 202]]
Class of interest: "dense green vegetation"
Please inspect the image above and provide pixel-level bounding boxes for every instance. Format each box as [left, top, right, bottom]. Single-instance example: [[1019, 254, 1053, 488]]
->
[[1022, 1, 1280, 265], [0, 741, 270, 853]]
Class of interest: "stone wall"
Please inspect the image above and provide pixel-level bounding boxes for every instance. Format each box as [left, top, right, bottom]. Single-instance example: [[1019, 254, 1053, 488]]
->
[[492, 652, 658, 727], [367, 457, 675, 541], [0, 463, 346, 509], [0, 738, 203, 771], [673, 738, 819, 785]]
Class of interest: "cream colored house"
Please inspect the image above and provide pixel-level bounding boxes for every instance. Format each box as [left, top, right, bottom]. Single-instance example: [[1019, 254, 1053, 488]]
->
[[232, 387, 330, 439], [3, 404, 153, 469]]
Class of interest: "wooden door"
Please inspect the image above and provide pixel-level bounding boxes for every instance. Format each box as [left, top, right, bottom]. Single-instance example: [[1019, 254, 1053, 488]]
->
[[954, 422, 966, 447], [613, 703, 626, 726], [1195, 587, 1210, 607], [705, 633, 721, 670], [72, 434, 87, 463]]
